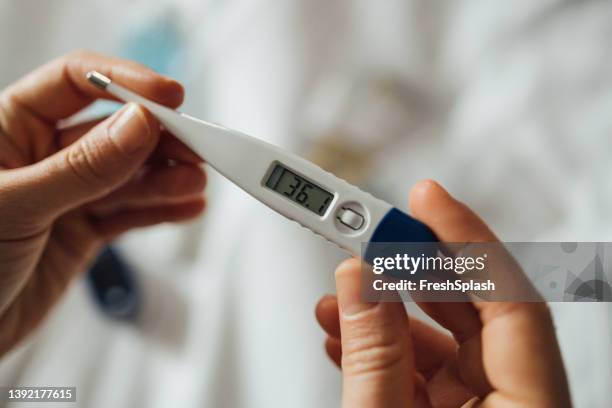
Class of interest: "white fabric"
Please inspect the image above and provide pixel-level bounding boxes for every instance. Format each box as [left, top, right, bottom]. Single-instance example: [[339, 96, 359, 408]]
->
[[0, 1, 611, 407]]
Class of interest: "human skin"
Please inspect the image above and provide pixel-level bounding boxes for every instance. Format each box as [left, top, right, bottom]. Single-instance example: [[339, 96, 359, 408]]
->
[[316, 180, 572, 407], [0, 51, 206, 355]]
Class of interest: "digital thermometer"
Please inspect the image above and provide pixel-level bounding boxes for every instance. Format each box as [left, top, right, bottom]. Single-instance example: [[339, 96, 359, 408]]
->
[[87, 72, 437, 257]]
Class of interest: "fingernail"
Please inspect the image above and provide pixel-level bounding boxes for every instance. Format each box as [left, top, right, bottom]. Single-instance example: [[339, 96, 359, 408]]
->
[[335, 260, 377, 316], [109, 104, 152, 155]]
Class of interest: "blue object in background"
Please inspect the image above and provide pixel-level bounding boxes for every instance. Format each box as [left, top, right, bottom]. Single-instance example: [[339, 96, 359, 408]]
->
[[87, 246, 140, 320]]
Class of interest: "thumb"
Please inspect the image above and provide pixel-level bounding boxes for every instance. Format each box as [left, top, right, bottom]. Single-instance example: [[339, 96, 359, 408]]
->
[[336, 258, 415, 408], [12, 103, 159, 220]]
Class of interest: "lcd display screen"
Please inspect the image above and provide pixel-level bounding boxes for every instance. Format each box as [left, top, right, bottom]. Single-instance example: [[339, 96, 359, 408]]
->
[[265, 164, 334, 216]]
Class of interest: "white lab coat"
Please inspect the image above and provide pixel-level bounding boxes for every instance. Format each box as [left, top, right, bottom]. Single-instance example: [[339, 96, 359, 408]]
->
[[0, 1, 611, 407]]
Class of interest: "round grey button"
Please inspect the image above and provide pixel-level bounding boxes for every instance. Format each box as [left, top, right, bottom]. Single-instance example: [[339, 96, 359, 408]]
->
[[337, 208, 365, 230]]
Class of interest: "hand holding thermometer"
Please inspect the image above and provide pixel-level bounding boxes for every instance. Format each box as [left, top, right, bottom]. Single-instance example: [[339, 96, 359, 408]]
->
[[86, 71, 437, 258]]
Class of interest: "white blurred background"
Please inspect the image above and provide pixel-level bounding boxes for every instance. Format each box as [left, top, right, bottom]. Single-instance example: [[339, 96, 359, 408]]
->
[[0, 0, 611, 407]]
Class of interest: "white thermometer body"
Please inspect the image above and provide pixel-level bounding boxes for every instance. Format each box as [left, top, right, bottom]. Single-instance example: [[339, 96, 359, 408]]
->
[[87, 72, 437, 257]]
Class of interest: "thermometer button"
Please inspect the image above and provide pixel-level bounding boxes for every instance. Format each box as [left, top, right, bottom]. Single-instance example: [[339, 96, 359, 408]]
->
[[337, 208, 365, 230]]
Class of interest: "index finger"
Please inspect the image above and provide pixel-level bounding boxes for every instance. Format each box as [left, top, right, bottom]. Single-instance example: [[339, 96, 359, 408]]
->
[[409, 180, 488, 341], [409, 180, 569, 404], [2, 50, 184, 122], [409, 180, 493, 395]]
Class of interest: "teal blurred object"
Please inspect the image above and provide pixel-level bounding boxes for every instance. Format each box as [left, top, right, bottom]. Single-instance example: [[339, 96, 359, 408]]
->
[[88, 11, 186, 117], [119, 11, 185, 79]]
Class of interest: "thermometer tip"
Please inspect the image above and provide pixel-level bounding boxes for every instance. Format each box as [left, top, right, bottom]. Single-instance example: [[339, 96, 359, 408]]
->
[[86, 71, 111, 90]]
